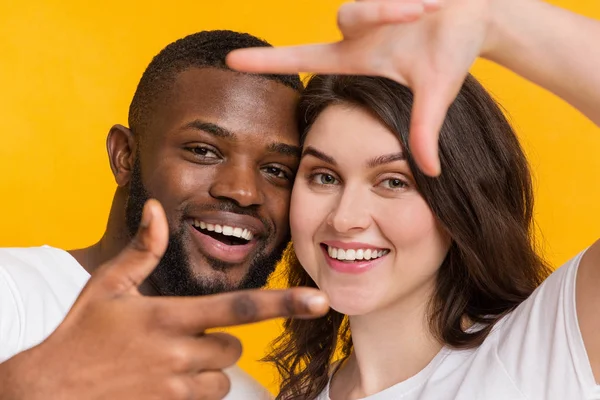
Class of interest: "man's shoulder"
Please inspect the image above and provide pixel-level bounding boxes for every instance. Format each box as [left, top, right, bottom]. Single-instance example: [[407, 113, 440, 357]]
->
[[0, 246, 89, 314], [0, 246, 90, 361], [0, 245, 70, 262], [0, 246, 89, 286], [224, 366, 273, 400]]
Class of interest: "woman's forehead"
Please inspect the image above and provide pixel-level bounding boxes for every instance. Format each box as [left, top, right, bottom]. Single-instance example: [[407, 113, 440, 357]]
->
[[303, 105, 403, 159]]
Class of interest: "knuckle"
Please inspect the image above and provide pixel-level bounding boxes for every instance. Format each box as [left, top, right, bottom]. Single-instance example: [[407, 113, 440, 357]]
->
[[128, 234, 162, 263], [212, 372, 231, 398], [98, 270, 129, 293], [162, 377, 193, 400], [196, 372, 231, 400], [200, 333, 242, 367], [282, 290, 297, 316], [129, 233, 149, 253], [215, 333, 243, 360], [166, 344, 193, 373], [336, 8, 349, 29], [231, 294, 258, 323]]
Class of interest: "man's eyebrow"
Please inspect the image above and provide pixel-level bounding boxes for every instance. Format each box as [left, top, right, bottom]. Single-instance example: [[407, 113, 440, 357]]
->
[[182, 120, 235, 139], [301, 146, 337, 165], [267, 143, 301, 158], [366, 152, 405, 168]]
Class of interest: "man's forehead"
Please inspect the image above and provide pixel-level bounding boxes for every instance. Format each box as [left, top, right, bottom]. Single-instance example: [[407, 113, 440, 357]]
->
[[144, 67, 300, 146], [171, 67, 297, 107]]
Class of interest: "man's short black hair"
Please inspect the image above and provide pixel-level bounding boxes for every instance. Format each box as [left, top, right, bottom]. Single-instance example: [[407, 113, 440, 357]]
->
[[128, 30, 303, 132]]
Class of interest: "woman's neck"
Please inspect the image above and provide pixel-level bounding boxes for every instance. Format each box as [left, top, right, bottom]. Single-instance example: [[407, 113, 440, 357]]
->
[[330, 287, 443, 399]]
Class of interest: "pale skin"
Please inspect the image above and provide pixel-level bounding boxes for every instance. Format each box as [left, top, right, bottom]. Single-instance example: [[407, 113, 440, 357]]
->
[[291, 105, 450, 397], [228, 0, 600, 392]]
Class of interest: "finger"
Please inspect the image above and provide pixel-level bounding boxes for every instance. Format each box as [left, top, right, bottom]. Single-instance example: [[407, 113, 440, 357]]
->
[[191, 371, 231, 400], [356, 0, 443, 13], [338, 1, 425, 38], [97, 199, 169, 294], [227, 42, 360, 75], [422, 0, 444, 12], [409, 78, 462, 176], [191, 333, 242, 372], [159, 288, 329, 333]]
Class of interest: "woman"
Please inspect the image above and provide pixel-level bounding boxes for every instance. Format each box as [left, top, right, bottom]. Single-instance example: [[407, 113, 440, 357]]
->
[[258, 1, 600, 399]]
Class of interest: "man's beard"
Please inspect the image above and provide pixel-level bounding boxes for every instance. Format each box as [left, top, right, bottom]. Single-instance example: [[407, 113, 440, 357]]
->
[[125, 157, 289, 296]]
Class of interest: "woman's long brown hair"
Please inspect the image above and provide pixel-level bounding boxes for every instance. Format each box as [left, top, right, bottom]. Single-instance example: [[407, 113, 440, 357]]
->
[[265, 74, 552, 399]]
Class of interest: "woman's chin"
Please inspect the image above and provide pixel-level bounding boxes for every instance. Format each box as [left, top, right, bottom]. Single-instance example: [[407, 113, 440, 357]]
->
[[327, 290, 379, 317]]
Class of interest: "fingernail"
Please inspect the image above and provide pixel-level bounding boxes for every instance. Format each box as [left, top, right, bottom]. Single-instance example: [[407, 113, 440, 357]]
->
[[140, 202, 154, 229], [423, 0, 442, 8], [305, 294, 329, 314]]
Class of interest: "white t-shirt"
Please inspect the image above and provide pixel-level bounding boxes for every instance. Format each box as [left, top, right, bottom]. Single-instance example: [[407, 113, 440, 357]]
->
[[0, 246, 272, 400], [318, 250, 600, 400]]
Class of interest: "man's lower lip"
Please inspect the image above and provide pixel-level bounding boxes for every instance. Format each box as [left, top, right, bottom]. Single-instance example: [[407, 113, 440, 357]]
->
[[322, 247, 385, 274], [188, 224, 257, 264]]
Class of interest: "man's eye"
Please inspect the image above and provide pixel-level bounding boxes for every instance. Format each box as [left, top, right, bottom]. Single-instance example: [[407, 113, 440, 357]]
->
[[265, 166, 289, 179], [188, 146, 218, 159]]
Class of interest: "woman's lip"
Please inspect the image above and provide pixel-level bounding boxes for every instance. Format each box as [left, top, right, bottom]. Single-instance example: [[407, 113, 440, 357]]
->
[[321, 245, 387, 274], [321, 240, 388, 251]]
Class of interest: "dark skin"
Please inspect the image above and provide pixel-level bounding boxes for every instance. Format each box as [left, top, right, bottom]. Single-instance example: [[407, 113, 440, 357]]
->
[[70, 68, 300, 294], [0, 200, 329, 400], [0, 68, 329, 399]]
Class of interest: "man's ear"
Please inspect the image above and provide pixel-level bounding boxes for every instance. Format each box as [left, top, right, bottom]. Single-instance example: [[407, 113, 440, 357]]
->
[[106, 124, 136, 187]]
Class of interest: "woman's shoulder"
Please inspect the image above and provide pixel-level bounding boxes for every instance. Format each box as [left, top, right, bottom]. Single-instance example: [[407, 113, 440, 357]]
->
[[483, 246, 596, 398], [415, 251, 593, 399]]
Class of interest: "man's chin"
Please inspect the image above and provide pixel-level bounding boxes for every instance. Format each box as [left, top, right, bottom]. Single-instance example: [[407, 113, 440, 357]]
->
[[150, 237, 287, 297]]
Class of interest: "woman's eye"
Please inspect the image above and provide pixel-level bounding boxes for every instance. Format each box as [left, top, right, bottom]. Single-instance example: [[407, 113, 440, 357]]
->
[[381, 178, 407, 189], [312, 173, 339, 185]]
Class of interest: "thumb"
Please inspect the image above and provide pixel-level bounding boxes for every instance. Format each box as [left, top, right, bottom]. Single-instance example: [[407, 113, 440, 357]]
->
[[409, 77, 461, 176], [96, 199, 169, 295], [337, 1, 426, 39]]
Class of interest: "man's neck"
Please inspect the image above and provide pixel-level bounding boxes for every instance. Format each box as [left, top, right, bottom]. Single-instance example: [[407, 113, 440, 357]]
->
[[66, 191, 158, 295]]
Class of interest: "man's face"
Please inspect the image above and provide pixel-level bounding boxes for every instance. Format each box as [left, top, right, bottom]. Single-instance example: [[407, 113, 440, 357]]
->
[[125, 68, 300, 296]]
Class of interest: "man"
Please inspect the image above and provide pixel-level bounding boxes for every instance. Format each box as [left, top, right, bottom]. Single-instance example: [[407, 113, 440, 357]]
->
[[0, 30, 328, 399]]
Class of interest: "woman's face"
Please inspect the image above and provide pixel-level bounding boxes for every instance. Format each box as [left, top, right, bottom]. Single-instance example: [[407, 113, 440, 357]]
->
[[290, 105, 451, 316]]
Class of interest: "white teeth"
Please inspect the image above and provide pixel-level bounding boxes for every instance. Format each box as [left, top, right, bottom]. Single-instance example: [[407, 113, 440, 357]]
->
[[345, 249, 356, 261], [193, 221, 254, 242], [327, 245, 388, 261]]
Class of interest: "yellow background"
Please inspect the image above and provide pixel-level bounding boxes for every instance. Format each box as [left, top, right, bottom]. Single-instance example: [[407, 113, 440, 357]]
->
[[1, 0, 599, 394]]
